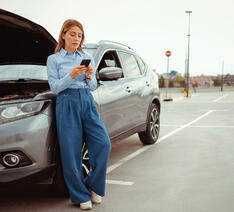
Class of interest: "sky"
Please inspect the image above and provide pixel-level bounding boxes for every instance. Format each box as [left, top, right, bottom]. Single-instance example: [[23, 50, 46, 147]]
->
[[1, 0, 234, 76]]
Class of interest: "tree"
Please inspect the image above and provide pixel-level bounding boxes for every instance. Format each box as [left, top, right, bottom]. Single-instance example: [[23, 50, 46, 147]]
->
[[174, 76, 185, 87], [192, 82, 198, 87], [169, 79, 174, 88], [213, 77, 221, 87], [159, 75, 165, 88]]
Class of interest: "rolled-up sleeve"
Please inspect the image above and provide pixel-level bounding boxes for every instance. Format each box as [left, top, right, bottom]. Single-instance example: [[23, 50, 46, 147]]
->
[[86, 55, 97, 91], [46, 55, 73, 94]]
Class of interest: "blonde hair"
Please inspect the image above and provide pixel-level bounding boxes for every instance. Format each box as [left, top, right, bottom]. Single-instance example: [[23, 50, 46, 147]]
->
[[54, 19, 85, 53]]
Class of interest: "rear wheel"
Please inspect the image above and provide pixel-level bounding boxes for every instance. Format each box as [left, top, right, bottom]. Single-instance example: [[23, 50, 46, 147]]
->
[[138, 103, 160, 145]]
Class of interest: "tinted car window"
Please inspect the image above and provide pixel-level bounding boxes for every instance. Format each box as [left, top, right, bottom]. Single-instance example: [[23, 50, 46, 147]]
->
[[118, 51, 141, 78]]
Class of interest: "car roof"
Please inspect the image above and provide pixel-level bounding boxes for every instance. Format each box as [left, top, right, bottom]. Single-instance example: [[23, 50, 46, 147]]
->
[[83, 40, 136, 54]]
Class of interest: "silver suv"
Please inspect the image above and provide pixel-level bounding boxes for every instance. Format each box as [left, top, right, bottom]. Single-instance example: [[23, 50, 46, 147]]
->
[[0, 9, 160, 192]]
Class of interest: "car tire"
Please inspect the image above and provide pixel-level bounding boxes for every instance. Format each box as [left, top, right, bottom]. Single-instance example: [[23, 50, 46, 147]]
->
[[52, 142, 90, 196], [138, 103, 160, 145]]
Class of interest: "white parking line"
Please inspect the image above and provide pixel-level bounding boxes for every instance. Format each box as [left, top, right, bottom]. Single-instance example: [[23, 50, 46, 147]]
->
[[107, 110, 214, 174], [213, 94, 229, 102], [173, 96, 184, 102], [106, 180, 134, 186], [107, 146, 152, 174], [157, 110, 214, 144]]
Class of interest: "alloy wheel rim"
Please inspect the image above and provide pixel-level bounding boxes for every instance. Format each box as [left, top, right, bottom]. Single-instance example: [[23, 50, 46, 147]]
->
[[82, 143, 90, 176], [150, 108, 159, 141]]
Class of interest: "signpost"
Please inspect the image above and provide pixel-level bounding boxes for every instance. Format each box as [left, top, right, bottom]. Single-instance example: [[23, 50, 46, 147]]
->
[[165, 50, 171, 57], [163, 51, 173, 101]]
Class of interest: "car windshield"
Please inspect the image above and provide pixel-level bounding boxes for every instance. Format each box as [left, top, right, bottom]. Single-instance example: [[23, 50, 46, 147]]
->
[[0, 64, 47, 81]]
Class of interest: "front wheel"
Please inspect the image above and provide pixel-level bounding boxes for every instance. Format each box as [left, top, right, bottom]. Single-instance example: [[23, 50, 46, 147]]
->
[[82, 142, 91, 179], [138, 103, 160, 145]]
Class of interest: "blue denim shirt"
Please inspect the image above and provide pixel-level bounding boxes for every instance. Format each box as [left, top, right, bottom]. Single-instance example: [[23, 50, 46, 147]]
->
[[46, 47, 97, 94]]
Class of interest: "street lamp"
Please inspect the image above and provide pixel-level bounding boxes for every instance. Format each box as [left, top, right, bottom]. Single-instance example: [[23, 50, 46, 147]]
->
[[185, 10, 192, 97], [221, 60, 224, 92]]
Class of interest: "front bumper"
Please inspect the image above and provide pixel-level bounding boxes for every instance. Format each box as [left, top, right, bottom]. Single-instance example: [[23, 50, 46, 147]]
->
[[0, 111, 56, 183]]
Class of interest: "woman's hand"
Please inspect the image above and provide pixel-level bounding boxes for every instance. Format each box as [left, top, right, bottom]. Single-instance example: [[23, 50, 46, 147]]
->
[[85, 64, 94, 81], [70, 65, 88, 79]]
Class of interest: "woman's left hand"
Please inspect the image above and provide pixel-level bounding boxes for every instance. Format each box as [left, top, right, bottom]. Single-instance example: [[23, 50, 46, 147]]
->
[[85, 64, 94, 81]]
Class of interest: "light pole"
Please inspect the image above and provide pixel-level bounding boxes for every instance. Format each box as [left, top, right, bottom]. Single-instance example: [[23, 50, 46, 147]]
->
[[185, 11, 192, 97], [221, 60, 224, 92]]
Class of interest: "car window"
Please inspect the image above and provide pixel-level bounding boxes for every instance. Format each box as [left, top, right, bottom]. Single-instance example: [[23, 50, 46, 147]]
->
[[97, 51, 122, 77], [0, 64, 47, 80], [136, 56, 146, 74], [118, 51, 141, 78]]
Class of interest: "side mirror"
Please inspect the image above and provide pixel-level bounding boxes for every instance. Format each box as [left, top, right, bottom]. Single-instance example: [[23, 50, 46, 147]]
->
[[99, 67, 123, 81]]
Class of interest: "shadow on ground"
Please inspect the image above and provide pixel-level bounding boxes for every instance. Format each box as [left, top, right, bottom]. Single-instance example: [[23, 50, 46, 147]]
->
[[0, 183, 69, 210]]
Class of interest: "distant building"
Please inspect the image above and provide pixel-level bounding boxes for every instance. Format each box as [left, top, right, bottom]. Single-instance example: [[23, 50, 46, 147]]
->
[[160, 72, 234, 88], [190, 76, 214, 87], [223, 74, 234, 85]]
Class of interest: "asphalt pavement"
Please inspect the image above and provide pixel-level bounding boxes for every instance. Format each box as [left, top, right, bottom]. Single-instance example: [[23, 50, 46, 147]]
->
[[0, 91, 234, 212]]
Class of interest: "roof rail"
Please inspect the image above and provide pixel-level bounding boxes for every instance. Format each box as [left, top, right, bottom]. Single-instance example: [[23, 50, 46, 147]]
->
[[98, 40, 133, 50]]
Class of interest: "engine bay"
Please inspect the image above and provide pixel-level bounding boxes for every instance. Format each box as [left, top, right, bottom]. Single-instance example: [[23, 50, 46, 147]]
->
[[0, 82, 50, 103]]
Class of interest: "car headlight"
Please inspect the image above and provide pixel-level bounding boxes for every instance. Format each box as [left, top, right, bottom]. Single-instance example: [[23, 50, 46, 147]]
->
[[0, 100, 50, 124]]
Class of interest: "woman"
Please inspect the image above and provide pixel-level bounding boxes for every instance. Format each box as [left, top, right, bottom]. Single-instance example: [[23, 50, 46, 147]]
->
[[46, 19, 111, 210]]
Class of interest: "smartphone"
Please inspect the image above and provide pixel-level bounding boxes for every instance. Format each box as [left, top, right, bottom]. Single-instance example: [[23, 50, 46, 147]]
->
[[80, 59, 91, 67]]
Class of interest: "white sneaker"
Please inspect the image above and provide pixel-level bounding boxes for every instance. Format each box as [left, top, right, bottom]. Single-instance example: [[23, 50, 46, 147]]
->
[[91, 190, 102, 204], [80, 200, 92, 210]]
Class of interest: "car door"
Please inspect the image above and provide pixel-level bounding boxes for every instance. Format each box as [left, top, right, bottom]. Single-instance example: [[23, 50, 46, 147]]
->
[[96, 50, 135, 139], [117, 51, 149, 128], [134, 55, 154, 119]]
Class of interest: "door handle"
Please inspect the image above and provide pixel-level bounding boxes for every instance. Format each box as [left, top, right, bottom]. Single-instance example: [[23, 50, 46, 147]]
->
[[146, 81, 150, 87], [125, 86, 132, 93]]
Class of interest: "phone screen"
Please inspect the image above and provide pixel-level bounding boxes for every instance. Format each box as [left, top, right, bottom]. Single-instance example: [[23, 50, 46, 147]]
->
[[80, 59, 91, 67]]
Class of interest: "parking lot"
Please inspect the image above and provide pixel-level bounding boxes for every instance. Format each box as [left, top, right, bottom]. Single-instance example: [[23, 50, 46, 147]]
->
[[0, 91, 234, 212]]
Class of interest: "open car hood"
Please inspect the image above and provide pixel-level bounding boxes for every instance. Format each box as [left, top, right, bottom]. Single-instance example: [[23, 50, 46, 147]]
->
[[0, 9, 57, 65]]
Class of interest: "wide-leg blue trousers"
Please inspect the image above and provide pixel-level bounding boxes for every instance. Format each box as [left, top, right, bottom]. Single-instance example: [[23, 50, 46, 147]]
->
[[55, 88, 111, 205]]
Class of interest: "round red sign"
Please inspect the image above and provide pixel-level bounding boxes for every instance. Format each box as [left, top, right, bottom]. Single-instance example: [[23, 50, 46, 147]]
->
[[165, 51, 171, 57]]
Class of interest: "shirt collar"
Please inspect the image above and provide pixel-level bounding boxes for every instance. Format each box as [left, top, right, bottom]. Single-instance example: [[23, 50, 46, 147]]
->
[[60, 47, 82, 57]]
